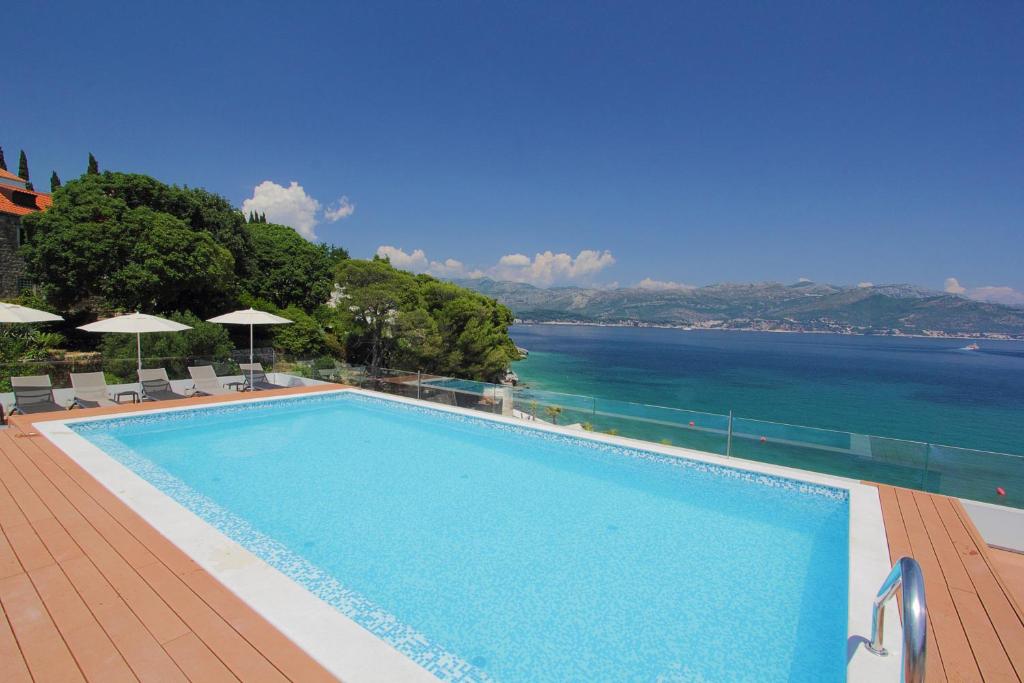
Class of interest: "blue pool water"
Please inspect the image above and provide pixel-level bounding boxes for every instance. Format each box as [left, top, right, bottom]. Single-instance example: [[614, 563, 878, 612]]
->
[[423, 377, 492, 393], [73, 392, 850, 682]]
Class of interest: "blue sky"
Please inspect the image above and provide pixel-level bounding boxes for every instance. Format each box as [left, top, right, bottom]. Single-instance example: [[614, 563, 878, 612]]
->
[[5, 2, 1022, 301]]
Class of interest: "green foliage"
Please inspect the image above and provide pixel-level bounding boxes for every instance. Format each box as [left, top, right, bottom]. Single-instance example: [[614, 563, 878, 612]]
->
[[18, 150, 32, 190], [0, 294, 64, 392], [14, 167, 518, 385], [98, 311, 232, 361], [334, 258, 518, 381], [87, 153, 99, 175], [50, 171, 61, 192], [21, 172, 251, 316], [544, 405, 563, 424], [243, 222, 335, 310]]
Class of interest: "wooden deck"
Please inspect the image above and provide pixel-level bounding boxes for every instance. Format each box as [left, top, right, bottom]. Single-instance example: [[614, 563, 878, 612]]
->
[[875, 484, 1024, 682], [2, 385, 1024, 681], [0, 386, 339, 682]]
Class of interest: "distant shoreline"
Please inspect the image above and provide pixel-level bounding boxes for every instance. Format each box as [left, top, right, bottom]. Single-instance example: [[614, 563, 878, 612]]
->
[[511, 320, 1024, 342]]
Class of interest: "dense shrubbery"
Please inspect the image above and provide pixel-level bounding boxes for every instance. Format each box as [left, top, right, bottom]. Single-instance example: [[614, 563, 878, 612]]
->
[[14, 170, 518, 381]]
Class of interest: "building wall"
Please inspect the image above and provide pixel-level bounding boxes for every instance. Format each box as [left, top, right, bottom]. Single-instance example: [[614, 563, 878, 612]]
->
[[0, 213, 28, 297]]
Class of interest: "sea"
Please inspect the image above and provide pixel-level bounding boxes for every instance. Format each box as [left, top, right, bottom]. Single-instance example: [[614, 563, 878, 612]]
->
[[510, 324, 1024, 456]]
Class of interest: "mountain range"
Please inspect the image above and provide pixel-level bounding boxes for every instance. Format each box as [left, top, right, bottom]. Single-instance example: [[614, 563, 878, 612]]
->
[[454, 279, 1024, 337]]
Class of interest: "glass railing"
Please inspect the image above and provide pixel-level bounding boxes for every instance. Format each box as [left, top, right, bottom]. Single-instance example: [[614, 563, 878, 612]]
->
[[3, 353, 1021, 510], [294, 363, 1022, 510]]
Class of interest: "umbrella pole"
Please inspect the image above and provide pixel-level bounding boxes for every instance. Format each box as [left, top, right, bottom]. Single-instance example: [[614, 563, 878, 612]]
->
[[249, 323, 254, 390], [137, 332, 142, 371]]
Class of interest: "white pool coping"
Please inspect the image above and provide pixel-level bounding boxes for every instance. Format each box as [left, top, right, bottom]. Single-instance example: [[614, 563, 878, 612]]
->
[[33, 387, 901, 682]]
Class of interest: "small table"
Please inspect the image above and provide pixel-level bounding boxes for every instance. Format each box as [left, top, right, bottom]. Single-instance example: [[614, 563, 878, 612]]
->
[[114, 390, 140, 404]]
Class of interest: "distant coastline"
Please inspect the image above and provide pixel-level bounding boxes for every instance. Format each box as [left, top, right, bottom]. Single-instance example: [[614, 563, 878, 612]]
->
[[512, 319, 1024, 341]]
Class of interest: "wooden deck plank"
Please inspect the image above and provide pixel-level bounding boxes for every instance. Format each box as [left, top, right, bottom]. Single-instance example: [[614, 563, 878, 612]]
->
[[60, 554, 188, 683], [2, 436, 192, 646], [0, 601, 34, 683], [934, 499, 1024, 680], [885, 485, 948, 683], [138, 561, 290, 683], [0, 528, 23, 581], [179, 568, 339, 683], [874, 483, 1024, 682], [0, 387, 339, 681], [28, 563, 138, 682], [163, 632, 240, 683], [0, 572, 86, 682], [894, 486, 983, 682], [913, 492, 1019, 682]]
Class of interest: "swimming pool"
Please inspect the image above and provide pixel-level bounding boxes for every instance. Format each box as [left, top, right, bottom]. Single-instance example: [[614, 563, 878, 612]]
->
[[44, 390, 883, 682], [420, 377, 494, 394]]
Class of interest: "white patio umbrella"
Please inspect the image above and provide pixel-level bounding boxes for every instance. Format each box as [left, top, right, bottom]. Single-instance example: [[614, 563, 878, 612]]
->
[[78, 312, 192, 370], [0, 302, 64, 324], [206, 308, 292, 388]]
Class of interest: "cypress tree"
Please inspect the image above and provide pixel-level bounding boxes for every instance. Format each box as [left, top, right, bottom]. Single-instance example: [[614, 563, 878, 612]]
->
[[50, 171, 62, 192], [260, 212, 267, 223], [0, 146, 6, 171], [18, 150, 33, 190], [87, 153, 99, 175]]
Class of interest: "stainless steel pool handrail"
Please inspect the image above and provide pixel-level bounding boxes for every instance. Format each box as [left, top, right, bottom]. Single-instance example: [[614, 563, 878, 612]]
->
[[868, 556, 927, 683]]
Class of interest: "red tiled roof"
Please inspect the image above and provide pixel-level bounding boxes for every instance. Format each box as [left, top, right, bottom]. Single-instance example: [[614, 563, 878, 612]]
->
[[0, 184, 52, 216], [0, 167, 26, 183]]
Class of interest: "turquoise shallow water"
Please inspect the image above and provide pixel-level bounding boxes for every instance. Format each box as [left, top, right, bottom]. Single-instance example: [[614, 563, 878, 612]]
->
[[74, 392, 849, 682], [511, 325, 1024, 456]]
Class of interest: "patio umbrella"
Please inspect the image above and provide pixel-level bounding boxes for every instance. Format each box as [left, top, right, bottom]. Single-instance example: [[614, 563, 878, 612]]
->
[[78, 312, 192, 370], [0, 302, 63, 324], [206, 308, 292, 388]]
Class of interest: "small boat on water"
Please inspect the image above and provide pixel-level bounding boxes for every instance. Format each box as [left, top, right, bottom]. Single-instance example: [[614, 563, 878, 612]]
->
[[961, 342, 981, 351]]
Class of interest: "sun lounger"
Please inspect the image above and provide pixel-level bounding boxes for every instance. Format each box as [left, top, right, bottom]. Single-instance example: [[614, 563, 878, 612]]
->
[[188, 365, 245, 396], [138, 368, 193, 401], [71, 372, 139, 408], [9, 375, 68, 415], [239, 363, 290, 391]]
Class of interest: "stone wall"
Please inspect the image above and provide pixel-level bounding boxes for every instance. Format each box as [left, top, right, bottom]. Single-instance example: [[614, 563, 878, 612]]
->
[[0, 213, 28, 297]]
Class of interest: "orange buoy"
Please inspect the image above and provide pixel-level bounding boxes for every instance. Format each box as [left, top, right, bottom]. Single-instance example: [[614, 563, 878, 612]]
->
[[996, 487, 1006, 496], [760, 436, 767, 443], [688, 421, 695, 427]]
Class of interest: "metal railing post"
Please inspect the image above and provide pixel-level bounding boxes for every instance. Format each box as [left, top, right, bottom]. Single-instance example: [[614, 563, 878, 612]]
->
[[868, 556, 927, 683], [416, 371, 421, 400], [726, 410, 733, 456]]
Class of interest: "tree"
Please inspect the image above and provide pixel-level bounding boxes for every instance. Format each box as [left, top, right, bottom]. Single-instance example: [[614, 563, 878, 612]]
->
[[18, 150, 32, 190], [87, 153, 99, 175], [333, 258, 518, 381], [544, 405, 563, 425], [0, 146, 6, 171], [243, 221, 334, 310], [50, 171, 61, 192], [21, 173, 239, 315]]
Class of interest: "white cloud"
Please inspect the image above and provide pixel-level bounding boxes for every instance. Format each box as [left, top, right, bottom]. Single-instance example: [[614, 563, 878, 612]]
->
[[635, 278, 696, 291], [376, 245, 429, 271], [324, 196, 355, 222], [490, 249, 616, 286], [373, 246, 616, 286], [944, 277, 966, 294], [945, 277, 1024, 307], [965, 286, 1024, 306], [426, 258, 468, 278], [498, 253, 531, 267], [797, 277, 812, 283], [242, 181, 354, 240], [858, 281, 874, 288]]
